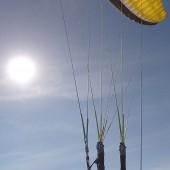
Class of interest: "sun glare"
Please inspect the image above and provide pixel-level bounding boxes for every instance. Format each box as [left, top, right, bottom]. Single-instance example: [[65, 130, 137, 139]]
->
[[7, 57, 36, 85]]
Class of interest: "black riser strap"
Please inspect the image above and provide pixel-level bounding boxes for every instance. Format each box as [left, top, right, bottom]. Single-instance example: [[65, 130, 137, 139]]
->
[[96, 142, 105, 170], [119, 143, 126, 170]]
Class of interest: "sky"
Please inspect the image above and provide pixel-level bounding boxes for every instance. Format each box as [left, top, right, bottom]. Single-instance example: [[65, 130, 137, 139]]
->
[[0, 0, 169, 170]]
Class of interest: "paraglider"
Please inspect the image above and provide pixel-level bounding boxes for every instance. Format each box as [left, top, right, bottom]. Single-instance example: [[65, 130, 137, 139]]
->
[[59, 0, 167, 170]]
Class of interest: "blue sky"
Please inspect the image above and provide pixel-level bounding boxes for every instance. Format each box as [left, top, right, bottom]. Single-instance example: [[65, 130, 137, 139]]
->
[[0, 0, 169, 170]]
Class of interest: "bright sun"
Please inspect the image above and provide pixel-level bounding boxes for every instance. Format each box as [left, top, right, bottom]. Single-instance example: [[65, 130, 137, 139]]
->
[[6, 57, 36, 85]]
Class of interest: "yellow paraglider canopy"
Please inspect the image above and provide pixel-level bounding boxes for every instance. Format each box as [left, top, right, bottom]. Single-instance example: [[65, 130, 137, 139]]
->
[[108, 0, 167, 25]]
